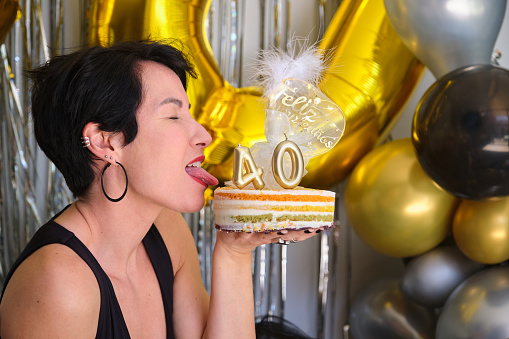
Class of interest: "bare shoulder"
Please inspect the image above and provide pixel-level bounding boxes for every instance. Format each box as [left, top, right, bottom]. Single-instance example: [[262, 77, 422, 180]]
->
[[0, 244, 100, 338]]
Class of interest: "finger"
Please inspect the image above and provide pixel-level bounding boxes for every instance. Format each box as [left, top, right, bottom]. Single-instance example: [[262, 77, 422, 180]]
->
[[303, 227, 323, 234], [218, 229, 277, 248], [271, 237, 285, 244], [285, 228, 325, 242], [272, 237, 293, 245]]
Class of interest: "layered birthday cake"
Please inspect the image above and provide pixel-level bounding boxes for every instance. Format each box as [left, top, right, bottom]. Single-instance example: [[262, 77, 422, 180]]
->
[[212, 40, 345, 233], [213, 186, 335, 232]]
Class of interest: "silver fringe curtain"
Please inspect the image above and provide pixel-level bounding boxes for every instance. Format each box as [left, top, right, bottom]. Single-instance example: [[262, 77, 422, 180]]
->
[[0, 0, 71, 284]]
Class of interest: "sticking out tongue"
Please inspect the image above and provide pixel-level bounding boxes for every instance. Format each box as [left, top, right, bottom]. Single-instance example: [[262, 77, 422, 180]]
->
[[185, 166, 219, 186]]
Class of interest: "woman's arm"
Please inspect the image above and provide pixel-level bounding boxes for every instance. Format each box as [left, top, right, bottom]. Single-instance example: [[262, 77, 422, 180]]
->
[[202, 231, 270, 339], [157, 209, 273, 339], [156, 208, 319, 339]]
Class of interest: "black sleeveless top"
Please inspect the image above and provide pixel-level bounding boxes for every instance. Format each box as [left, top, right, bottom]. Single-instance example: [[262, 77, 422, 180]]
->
[[0, 220, 175, 338]]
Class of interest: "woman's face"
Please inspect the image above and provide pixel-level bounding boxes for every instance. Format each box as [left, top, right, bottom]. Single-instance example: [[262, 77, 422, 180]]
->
[[121, 60, 218, 213]]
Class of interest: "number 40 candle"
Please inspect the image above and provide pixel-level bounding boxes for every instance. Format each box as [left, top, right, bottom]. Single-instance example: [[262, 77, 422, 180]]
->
[[233, 139, 304, 190]]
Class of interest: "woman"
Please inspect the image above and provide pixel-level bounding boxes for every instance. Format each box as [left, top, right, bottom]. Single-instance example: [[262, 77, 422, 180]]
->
[[0, 41, 321, 338]]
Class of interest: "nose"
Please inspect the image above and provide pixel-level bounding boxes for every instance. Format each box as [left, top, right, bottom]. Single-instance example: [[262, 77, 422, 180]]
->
[[193, 119, 212, 148]]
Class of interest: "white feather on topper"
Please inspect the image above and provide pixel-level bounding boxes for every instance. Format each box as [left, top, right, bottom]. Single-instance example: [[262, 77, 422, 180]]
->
[[252, 38, 329, 99]]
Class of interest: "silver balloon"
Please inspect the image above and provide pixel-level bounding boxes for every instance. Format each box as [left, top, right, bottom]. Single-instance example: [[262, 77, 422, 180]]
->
[[384, 0, 506, 79], [400, 245, 484, 308], [350, 279, 436, 339], [437, 265, 509, 339]]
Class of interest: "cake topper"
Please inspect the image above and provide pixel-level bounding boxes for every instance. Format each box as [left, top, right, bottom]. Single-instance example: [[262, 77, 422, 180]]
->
[[232, 38, 346, 190]]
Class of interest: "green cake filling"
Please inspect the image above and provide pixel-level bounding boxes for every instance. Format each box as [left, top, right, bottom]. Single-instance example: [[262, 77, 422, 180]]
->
[[276, 214, 333, 222], [233, 214, 273, 223], [231, 213, 333, 223]]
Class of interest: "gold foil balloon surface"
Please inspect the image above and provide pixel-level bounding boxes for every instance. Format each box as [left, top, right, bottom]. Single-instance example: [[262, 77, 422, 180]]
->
[[196, 85, 267, 181], [0, 0, 20, 44], [345, 139, 459, 258], [453, 197, 509, 264], [302, 0, 424, 188], [87, 0, 222, 120], [87, 0, 424, 188]]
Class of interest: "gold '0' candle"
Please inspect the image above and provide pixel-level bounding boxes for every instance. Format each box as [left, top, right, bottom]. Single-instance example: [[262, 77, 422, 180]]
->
[[272, 140, 304, 189]]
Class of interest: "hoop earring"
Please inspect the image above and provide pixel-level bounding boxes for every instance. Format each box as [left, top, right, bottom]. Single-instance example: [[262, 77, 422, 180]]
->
[[101, 162, 128, 202]]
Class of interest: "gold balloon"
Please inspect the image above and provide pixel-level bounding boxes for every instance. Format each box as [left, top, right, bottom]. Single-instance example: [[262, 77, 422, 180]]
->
[[301, 0, 424, 188], [345, 139, 459, 258], [87, 0, 424, 188], [453, 198, 509, 264], [0, 0, 20, 44], [197, 85, 267, 180], [87, 0, 222, 119]]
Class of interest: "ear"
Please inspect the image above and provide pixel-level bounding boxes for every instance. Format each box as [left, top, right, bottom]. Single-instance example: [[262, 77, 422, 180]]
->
[[82, 122, 123, 166]]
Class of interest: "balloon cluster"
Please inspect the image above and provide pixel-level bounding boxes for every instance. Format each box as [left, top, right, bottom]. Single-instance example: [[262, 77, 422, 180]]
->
[[346, 138, 509, 337], [385, 0, 509, 200], [347, 1, 509, 338], [350, 264, 509, 339]]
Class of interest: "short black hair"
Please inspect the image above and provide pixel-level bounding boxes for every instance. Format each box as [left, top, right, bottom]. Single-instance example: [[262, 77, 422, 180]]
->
[[29, 40, 197, 197]]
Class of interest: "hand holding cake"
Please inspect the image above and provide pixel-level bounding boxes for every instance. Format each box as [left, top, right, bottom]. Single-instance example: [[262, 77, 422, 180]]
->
[[213, 39, 346, 237]]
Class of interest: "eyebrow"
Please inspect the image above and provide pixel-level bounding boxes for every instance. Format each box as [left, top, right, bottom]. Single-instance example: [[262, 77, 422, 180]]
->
[[159, 97, 191, 109], [159, 97, 182, 108]]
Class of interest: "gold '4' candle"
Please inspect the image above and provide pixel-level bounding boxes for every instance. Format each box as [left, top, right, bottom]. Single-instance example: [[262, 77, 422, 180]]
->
[[233, 145, 265, 189]]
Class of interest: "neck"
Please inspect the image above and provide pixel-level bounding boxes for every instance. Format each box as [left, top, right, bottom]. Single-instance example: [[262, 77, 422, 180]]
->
[[57, 189, 163, 279]]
